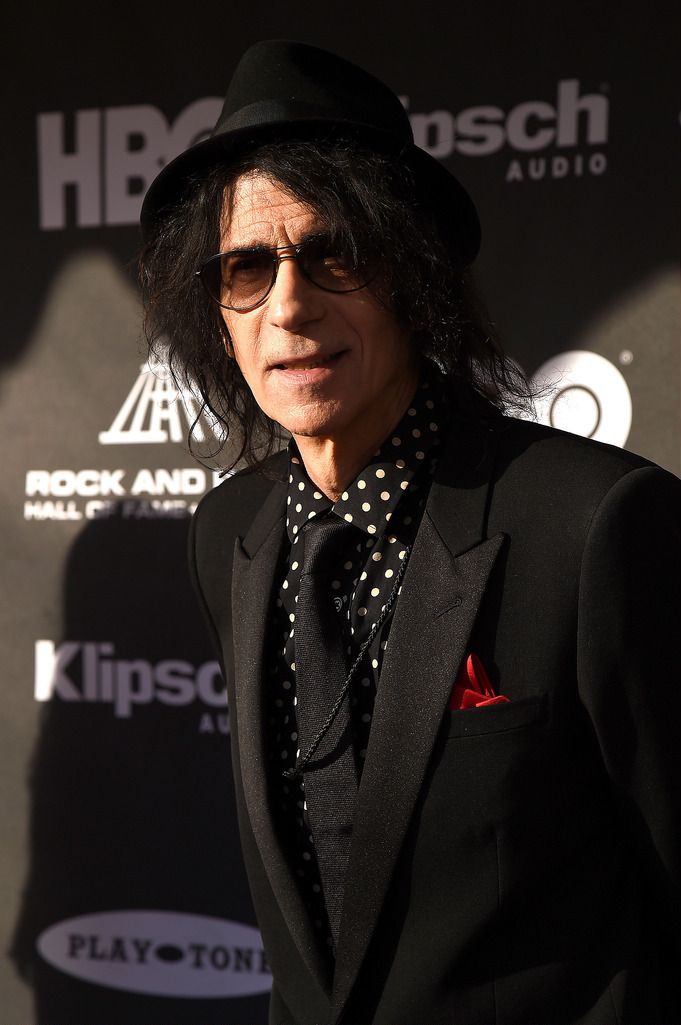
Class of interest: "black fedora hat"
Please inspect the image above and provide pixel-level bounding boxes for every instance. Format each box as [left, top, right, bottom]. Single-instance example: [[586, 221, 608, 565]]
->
[[140, 40, 481, 264]]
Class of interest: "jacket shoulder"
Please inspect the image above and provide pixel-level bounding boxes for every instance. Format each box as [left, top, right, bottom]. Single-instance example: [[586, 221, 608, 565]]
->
[[187, 451, 288, 653], [491, 415, 679, 490], [192, 450, 288, 534], [478, 416, 679, 548]]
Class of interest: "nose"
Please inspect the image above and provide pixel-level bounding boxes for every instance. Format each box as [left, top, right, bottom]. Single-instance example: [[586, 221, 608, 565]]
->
[[266, 253, 326, 332]]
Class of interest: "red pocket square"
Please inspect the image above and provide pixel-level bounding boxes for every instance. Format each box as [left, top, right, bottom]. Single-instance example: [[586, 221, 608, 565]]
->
[[449, 654, 510, 710]]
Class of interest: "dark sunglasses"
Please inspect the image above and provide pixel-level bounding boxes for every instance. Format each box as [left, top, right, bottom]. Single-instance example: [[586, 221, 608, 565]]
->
[[196, 234, 375, 312]]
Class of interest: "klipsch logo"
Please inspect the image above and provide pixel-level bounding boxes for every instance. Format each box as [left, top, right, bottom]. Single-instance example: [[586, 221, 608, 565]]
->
[[37, 910, 271, 998], [34, 640, 228, 734], [402, 79, 609, 183], [37, 79, 609, 230]]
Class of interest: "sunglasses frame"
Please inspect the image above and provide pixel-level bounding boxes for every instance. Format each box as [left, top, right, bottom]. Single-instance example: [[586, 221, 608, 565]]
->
[[196, 236, 375, 312]]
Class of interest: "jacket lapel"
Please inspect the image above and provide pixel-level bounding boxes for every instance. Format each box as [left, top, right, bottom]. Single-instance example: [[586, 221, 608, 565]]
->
[[331, 418, 505, 1018], [231, 476, 332, 994]]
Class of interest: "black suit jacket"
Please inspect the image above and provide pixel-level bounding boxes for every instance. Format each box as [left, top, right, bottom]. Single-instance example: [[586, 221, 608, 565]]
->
[[189, 414, 680, 1025]]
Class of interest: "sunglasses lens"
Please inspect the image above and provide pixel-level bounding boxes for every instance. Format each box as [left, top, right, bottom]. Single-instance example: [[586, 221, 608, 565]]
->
[[300, 236, 373, 292], [202, 251, 274, 309], [200, 237, 375, 309]]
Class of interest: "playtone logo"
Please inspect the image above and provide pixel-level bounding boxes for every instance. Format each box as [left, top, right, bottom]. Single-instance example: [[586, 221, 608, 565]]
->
[[37, 79, 608, 229], [34, 640, 226, 722], [37, 910, 272, 997]]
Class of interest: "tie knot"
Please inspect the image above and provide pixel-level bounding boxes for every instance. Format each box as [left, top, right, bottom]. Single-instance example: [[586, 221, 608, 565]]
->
[[300, 515, 351, 575]]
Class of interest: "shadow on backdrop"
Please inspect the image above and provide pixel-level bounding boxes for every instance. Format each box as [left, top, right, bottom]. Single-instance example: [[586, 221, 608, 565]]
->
[[11, 504, 269, 1025]]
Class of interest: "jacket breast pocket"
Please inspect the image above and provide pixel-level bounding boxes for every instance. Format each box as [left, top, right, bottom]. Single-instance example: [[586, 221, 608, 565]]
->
[[432, 693, 551, 827], [445, 693, 548, 740]]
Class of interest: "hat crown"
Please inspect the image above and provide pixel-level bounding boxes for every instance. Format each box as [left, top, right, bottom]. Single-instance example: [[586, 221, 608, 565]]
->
[[214, 40, 414, 144], [140, 39, 480, 265]]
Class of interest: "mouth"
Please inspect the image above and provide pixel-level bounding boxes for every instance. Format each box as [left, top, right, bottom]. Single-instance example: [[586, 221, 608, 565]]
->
[[271, 350, 348, 372]]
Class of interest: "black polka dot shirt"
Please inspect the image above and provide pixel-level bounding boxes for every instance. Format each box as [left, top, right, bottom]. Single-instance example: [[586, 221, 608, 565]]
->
[[264, 370, 449, 957]]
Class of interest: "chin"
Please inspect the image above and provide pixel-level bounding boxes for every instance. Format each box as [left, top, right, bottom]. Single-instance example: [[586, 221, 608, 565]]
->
[[272, 402, 348, 440], [282, 420, 342, 440]]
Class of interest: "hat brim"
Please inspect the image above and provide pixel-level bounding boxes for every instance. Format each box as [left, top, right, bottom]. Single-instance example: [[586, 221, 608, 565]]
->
[[139, 117, 480, 266]]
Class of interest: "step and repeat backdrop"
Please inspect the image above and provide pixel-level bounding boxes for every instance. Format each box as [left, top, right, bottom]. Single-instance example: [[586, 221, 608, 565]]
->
[[2, 2, 678, 1023]]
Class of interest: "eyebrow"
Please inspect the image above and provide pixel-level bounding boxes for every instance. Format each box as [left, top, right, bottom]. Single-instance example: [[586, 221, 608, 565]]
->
[[222, 228, 330, 253]]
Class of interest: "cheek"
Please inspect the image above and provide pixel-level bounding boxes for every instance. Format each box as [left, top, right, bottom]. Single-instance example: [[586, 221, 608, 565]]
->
[[226, 326, 269, 403], [360, 314, 413, 376], [221, 314, 256, 373]]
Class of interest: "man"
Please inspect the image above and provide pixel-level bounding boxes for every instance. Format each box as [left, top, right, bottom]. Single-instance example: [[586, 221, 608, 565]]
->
[[139, 41, 679, 1025]]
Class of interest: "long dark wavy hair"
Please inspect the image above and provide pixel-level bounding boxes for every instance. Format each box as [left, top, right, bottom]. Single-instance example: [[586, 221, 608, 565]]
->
[[139, 136, 532, 472]]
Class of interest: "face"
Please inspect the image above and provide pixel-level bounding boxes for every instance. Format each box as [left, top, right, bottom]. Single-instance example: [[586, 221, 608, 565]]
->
[[218, 173, 419, 451]]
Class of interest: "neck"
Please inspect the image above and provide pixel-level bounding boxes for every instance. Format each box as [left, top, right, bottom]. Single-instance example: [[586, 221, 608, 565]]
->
[[293, 372, 419, 501], [294, 438, 377, 502]]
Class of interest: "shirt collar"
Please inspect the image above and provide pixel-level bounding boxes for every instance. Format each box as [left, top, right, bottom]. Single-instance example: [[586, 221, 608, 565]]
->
[[285, 367, 449, 544]]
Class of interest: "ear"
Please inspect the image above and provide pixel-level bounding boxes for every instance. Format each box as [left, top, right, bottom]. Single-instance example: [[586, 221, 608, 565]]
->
[[220, 325, 235, 359]]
